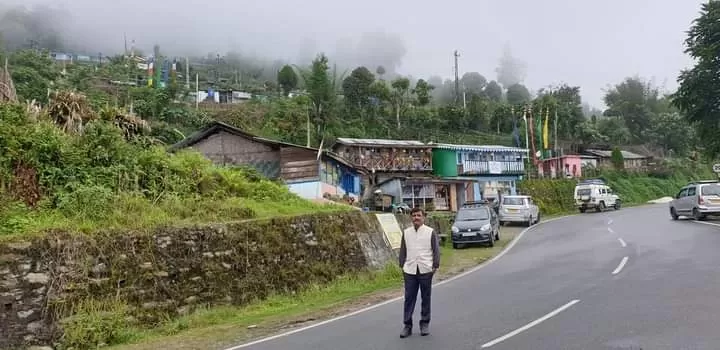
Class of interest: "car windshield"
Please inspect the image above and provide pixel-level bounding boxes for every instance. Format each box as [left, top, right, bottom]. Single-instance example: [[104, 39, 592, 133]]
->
[[702, 184, 720, 196], [455, 207, 490, 221], [503, 197, 525, 205], [577, 188, 591, 196]]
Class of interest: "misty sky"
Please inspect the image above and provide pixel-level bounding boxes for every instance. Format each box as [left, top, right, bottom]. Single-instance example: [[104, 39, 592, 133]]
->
[[6, 0, 706, 108]]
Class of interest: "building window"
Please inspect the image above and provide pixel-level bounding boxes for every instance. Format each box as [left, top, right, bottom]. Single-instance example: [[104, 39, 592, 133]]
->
[[402, 183, 435, 209]]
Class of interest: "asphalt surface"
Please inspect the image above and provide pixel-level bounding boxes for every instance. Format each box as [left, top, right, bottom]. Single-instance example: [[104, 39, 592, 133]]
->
[[229, 204, 720, 350]]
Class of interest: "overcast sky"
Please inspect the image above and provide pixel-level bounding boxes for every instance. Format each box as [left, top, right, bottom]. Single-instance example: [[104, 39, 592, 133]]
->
[[4, 0, 706, 108]]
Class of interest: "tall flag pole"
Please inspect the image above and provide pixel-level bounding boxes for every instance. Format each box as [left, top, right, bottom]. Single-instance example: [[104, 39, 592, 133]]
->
[[543, 107, 550, 152], [528, 105, 537, 165], [523, 106, 530, 160], [535, 106, 543, 161], [553, 108, 559, 157]]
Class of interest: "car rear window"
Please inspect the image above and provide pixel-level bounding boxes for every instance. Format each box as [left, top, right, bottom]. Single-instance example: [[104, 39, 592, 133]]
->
[[702, 184, 720, 196], [456, 207, 490, 221], [503, 197, 525, 205], [577, 188, 591, 196]]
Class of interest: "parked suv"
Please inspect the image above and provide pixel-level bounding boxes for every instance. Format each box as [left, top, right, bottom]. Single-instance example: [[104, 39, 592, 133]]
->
[[450, 201, 500, 249], [574, 179, 621, 213], [499, 195, 540, 226], [669, 180, 720, 220]]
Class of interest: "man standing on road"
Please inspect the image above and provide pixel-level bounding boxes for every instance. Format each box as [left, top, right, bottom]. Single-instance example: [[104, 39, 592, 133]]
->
[[398, 207, 440, 338]]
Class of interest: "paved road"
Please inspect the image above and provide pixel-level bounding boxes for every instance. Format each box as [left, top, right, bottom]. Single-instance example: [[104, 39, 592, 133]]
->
[[228, 204, 720, 350]]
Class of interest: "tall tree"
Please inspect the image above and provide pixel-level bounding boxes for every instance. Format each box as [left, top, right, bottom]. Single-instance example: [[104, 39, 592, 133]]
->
[[673, 1, 720, 156], [506, 83, 530, 105], [603, 77, 660, 143], [294, 53, 341, 144], [277, 65, 298, 96], [484, 81, 503, 102], [390, 77, 410, 129], [342, 66, 375, 118], [460, 72, 487, 95], [412, 79, 434, 106]]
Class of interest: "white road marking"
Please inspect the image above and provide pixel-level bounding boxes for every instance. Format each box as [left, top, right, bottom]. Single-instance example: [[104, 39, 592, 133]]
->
[[692, 221, 720, 228], [480, 299, 581, 348], [608, 219, 613, 225], [607, 227, 614, 234], [223, 215, 575, 350], [617, 238, 627, 248], [612, 256, 629, 275]]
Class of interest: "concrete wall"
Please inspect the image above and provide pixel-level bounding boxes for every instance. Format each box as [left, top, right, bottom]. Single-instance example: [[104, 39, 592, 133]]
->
[[288, 180, 321, 199], [0, 211, 395, 349]]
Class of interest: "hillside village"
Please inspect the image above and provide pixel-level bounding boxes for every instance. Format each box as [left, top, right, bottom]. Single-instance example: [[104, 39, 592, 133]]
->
[[172, 120, 653, 212]]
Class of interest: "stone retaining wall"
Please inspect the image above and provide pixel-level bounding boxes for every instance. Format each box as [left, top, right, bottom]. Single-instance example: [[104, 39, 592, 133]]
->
[[0, 211, 396, 349]]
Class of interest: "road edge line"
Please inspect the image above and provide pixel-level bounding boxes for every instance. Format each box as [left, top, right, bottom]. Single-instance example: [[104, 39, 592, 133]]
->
[[223, 215, 575, 350]]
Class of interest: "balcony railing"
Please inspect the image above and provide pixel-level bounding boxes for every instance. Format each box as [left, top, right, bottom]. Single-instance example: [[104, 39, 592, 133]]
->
[[459, 160, 525, 175]]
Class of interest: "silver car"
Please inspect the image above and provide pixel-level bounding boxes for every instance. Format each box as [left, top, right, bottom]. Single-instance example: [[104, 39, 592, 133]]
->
[[499, 195, 540, 226], [669, 180, 720, 220]]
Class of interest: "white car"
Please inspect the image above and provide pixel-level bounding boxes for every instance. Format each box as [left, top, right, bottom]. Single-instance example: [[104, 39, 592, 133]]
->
[[669, 180, 720, 220], [574, 179, 621, 213], [498, 195, 540, 226]]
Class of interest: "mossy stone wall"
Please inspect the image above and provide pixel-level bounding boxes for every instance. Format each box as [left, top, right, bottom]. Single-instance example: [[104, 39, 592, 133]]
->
[[0, 210, 394, 349]]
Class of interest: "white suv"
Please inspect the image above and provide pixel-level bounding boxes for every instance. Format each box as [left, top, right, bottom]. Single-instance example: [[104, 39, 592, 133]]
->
[[574, 179, 621, 213], [669, 180, 720, 220]]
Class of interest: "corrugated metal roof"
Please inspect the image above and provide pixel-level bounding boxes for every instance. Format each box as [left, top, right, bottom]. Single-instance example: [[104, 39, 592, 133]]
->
[[335, 138, 427, 147], [431, 143, 528, 153], [585, 149, 648, 159]]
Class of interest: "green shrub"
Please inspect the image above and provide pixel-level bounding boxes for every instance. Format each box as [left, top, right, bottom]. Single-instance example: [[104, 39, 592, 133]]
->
[[59, 298, 136, 350], [518, 161, 720, 215], [0, 102, 342, 237]]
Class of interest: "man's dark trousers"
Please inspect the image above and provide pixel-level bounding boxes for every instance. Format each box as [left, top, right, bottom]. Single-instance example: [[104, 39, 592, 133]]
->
[[403, 266, 433, 327]]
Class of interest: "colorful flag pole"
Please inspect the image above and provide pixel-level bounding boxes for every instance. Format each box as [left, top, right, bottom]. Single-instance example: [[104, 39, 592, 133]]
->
[[543, 107, 550, 151], [523, 106, 530, 160], [528, 105, 537, 165], [535, 107, 543, 161]]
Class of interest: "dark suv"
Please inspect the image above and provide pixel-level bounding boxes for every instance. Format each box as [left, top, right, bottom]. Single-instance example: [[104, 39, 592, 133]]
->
[[450, 200, 500, 249]]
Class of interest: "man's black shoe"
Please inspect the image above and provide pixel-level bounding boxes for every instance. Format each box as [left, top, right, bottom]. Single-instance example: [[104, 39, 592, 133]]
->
[[400, 326, 412, 338], [420, 323, 429, 336]]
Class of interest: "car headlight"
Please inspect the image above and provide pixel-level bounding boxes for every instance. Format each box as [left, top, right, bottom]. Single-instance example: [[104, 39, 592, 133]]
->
[[451, 226, 459, 234], [481, 224, 491, 231]]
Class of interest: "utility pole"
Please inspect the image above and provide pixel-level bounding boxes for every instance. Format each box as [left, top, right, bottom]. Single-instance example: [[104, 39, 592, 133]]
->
[[453, 50, 460, 105]]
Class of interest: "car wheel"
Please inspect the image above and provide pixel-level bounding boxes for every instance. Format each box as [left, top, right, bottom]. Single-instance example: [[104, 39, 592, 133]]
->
[[596, 202, 605, 212], [693, 208, 706, 221], [488, 236, 495, 247], [670, 207, 679, 220], [452, 242, 459, 249], [579, 207, 586, 213], [614, 201, 621, 210]]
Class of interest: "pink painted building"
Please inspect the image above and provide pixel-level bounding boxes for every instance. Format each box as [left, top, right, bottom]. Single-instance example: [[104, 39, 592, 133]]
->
[[539, 155, 596, 178]]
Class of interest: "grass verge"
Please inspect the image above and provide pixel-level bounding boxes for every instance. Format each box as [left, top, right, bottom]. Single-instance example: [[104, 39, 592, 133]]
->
[[0, 195, 350, 242], [105, 225, 526, 350]]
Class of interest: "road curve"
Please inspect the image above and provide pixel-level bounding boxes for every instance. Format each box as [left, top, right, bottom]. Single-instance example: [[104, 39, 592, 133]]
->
[[227, 204, 720, 350]]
